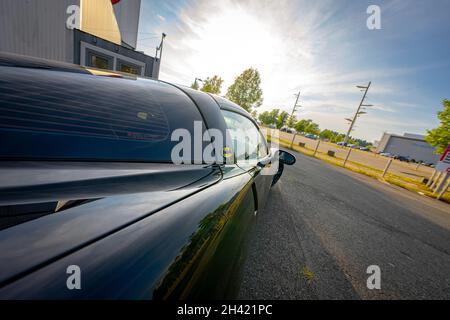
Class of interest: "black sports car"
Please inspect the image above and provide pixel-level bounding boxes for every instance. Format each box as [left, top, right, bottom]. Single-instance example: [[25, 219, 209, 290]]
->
[[0, 53, 295, 299]]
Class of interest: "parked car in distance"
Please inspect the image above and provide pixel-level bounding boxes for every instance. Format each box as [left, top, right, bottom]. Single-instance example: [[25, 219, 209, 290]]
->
[[394, 155, 411, 162], [280, 127, 294, 133], [336, 141, 347, 146], [305, 133, 318, 140], [380, 152, 393, 157], [422, 162, 435, 167], [0, 53, 296, 300]]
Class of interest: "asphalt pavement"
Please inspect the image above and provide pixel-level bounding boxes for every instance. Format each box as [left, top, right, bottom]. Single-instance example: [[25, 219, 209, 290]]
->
[[238, 150, 450, 299]]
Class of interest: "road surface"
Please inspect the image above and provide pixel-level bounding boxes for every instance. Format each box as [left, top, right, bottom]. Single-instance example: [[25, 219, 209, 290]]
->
[[238, 150, 450, 299]]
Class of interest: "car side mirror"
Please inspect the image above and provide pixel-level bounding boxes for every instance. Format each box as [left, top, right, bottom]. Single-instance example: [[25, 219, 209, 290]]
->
[[279, 150, 296, 165]]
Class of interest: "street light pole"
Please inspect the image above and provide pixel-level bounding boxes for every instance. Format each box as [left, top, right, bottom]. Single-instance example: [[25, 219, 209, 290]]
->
[[194, 77, 203, 90], [290, 91, 301, 119], [153, 33, 167, 79], [344, 82, 371, 144], [289, 91, 301, 149]]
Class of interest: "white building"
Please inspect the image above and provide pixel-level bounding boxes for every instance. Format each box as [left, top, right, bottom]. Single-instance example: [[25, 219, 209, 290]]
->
[[376, 132, 441, 164], [0, 0, 161, 78]]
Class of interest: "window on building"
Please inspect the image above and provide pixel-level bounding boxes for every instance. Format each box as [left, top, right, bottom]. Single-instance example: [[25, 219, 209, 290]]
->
[[117, 59, 142, 75], [86, 49, 113, 71]]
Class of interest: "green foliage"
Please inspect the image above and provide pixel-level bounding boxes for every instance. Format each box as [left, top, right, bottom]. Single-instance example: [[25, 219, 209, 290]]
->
[[190, 80, 200, 90], [294, 119, 311, 133], [286, 115, 297, 129], [306, 123, 320, 135], [259, 109, 279, 126], [426, 99, 450, 155], [200, 75, 224, 95], [318, 130, 372, 146], [333, 133, 346, 143], [319, 129, 336, 140], [260, 108, 373, 146], [352, 138, 372, 147], [258, 111, 272, 125], [277, 111, 289, 129], [226, 68, 263, 112], [294, 119, 320, 134]]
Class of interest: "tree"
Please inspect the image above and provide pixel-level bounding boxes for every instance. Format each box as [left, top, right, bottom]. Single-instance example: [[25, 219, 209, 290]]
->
[[353, 138, 372, 147], [426, 99, 450, 155], [294, 119, 308, 133], [294, 119, 314, 133], [333, 133, 346, 143], [319, 129, 335, 140], [276, 111, 289, 129], [258, 110, 279, 126], [286, 115, 297, 129], [305, 122, 320, 135], [258, 111, 273, 126], [190, 80, 200, 90], [200, 75, 224, 95], [226, 68, 263, 112], [259, 109, 279, 126], [294, 119, 320, 135]]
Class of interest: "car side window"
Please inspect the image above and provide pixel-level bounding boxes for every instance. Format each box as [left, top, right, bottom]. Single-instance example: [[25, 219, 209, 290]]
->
[[221, 110, 268, 162]]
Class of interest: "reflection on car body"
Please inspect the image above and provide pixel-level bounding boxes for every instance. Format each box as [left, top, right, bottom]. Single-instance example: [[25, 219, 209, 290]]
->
[[0, 53, 295, 299]]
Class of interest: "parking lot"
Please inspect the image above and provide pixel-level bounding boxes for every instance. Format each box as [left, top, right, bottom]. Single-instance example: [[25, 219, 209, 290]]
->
[[274, 130, 435, 182]]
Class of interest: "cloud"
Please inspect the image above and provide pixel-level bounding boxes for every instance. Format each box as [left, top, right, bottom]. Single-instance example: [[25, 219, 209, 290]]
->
[[157, 14, 166, 22], [137, 0, 442, 142]]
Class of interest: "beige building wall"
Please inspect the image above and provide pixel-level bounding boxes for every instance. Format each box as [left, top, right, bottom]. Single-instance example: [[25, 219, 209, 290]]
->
[[80, 0, 121, 45]]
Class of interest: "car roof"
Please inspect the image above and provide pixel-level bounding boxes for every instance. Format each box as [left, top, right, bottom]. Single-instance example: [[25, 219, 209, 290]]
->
[[0, 51, 90, 74], [0, 51, 252, 125], [208, 94, 255, 120]]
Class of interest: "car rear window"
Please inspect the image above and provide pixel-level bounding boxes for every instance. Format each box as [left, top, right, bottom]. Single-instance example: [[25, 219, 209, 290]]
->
[[0, 67, 206, 162]]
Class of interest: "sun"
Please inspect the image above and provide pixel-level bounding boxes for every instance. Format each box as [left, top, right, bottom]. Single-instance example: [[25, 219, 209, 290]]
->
[[181, 4, 282, 89]]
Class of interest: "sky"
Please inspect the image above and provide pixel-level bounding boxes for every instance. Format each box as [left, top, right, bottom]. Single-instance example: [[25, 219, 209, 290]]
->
[[136, 0, 450, 142]]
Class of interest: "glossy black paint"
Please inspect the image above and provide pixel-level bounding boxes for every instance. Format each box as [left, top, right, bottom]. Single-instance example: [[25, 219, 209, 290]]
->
[[279, 150, 296, 165], [0, 65, 207, 163], [0, 53, 292, 299], [0, 166, 254, 299]]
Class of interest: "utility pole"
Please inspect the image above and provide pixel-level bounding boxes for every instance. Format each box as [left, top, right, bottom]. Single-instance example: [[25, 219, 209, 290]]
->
[[193, 77, 203, 90], [289, 91, 301, 149], [154, 33, 166, 79], [155, 33, 167, 60], [344, 82, 372, 144], [290, 91, 301, 120]]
